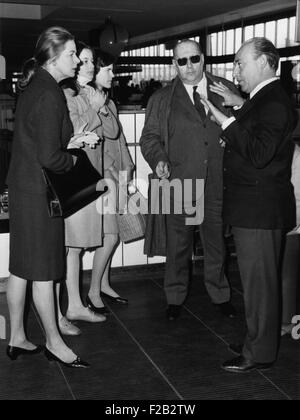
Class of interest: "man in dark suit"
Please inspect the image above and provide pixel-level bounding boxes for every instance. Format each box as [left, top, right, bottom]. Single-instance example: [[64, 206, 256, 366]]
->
[[202, 37, 296, 372], [140, 39, 236, 321]]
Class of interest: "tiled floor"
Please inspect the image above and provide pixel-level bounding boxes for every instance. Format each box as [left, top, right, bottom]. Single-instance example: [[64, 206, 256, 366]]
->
[[0, 260, 299, 400]]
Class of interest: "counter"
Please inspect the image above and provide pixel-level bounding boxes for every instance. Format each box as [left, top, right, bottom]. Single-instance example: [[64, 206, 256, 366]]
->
[[0, 109, 165, 278]]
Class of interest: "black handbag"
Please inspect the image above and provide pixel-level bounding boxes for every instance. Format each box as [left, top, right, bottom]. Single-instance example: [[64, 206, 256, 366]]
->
[[42, 148, 107, 218]]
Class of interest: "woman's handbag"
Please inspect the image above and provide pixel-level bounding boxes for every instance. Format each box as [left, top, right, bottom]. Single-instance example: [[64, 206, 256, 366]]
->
[[116, 190, 147, 243], [42, 148, 107, 218]]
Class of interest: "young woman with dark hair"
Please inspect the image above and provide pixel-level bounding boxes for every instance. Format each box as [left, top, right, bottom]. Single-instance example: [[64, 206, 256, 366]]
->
[[86, 51, 134, 313], [58, 42, 108, 330]]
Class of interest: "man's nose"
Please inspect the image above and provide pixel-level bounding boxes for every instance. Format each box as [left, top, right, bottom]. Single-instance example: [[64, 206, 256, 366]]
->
[[186, 59, 193, 69]]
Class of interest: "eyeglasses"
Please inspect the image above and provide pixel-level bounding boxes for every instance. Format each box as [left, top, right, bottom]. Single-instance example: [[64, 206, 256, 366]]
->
[[175, 55, 201, 67]]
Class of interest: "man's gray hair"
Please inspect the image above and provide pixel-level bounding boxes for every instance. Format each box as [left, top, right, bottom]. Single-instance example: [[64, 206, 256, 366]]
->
[[243, 37, 280, 71]]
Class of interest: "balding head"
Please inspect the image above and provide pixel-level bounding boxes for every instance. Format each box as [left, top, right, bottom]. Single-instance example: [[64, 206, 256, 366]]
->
[[173, 39, 202, 58]]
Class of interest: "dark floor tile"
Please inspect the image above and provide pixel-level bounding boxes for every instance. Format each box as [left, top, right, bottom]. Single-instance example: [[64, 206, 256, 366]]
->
[[0, 261, 299, 400], [61, 317, 179, 400], [0, 298, 73, 400]]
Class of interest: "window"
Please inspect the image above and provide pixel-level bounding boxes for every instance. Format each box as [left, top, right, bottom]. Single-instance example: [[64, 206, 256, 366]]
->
[[244, 25, 254, 41], [277, 19, 288, 47]]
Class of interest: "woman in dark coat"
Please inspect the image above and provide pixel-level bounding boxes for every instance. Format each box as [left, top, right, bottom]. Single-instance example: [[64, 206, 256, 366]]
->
[[6, 27, 89, 368]]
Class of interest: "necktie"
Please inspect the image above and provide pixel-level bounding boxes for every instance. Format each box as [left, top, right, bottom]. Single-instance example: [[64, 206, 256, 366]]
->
[[193, 86, 206, 122]]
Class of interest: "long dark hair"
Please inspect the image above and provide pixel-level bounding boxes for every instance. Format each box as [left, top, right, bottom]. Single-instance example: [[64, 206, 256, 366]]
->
[[61, 41, 95, 96], [18, 26, 74, 91]]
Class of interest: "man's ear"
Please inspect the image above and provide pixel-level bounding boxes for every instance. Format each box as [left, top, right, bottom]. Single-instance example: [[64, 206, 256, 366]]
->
[[200, 53, 205, 69], [258, 54, 268, 69]]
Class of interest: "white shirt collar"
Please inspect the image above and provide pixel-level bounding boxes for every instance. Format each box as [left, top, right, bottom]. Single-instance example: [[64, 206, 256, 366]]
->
[[184, 73, 207, 96], [250, 77, 278, 99], [183, 73, 208, 110]]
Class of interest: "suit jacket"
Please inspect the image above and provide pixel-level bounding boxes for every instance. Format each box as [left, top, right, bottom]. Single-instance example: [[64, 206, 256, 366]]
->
[[7, 68, 73, 194], [222, 80, 296, 229]]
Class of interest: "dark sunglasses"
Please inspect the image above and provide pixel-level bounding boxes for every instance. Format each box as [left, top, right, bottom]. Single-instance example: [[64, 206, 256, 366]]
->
[[176, 55, 201, 67]]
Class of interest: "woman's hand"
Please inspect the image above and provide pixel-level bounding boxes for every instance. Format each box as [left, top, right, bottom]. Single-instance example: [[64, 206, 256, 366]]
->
[[200, 96, 228, 126], [209, 81, 244, 108], [69, 132, 100, 149], [89, 89, 107, 112]]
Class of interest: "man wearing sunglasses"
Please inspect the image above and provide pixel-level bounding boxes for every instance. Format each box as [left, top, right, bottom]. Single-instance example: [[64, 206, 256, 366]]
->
[[140, 39, 238, 321]]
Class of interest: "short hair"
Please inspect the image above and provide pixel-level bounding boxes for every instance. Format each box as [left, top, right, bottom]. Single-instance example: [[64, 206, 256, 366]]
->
[[19, 26, 74, 90], [173, 39, 202, 58], [244, 37, 280, 71]]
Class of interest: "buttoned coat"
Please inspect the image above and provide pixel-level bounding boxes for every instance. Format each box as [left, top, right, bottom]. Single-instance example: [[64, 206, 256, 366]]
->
[[7, 68, 74, 281]]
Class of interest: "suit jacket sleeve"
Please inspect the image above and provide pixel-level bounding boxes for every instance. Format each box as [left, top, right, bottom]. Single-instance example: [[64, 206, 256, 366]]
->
[[36, 90, 73, 173], [223, 99, 290, 169], [140, 92, 169, 172]]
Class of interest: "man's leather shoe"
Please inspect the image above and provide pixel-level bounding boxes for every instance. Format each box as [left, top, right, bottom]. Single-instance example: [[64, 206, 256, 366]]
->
[[166, 305, 181, 321], [228, 343, 243, 355], [221, 355, 273, 373], [215, 302, 237, 318]]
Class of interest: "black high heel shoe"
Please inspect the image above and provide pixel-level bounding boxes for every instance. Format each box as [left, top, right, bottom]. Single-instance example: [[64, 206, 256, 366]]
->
[[100, 291, 128, 305], [6, 345, 44, 361], [44, 347, 90, 369], [86, 296, 110, 315]]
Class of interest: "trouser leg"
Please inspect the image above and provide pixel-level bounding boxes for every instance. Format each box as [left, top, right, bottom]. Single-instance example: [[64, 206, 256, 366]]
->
[[164, 212, 194, 305], [200, 194, 230, 304], [232, 227, 283, 363]]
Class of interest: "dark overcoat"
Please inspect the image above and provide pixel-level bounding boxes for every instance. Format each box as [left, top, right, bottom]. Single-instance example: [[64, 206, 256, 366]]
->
[[140, 73, 236, 257], [7, 68, 73, 281]]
